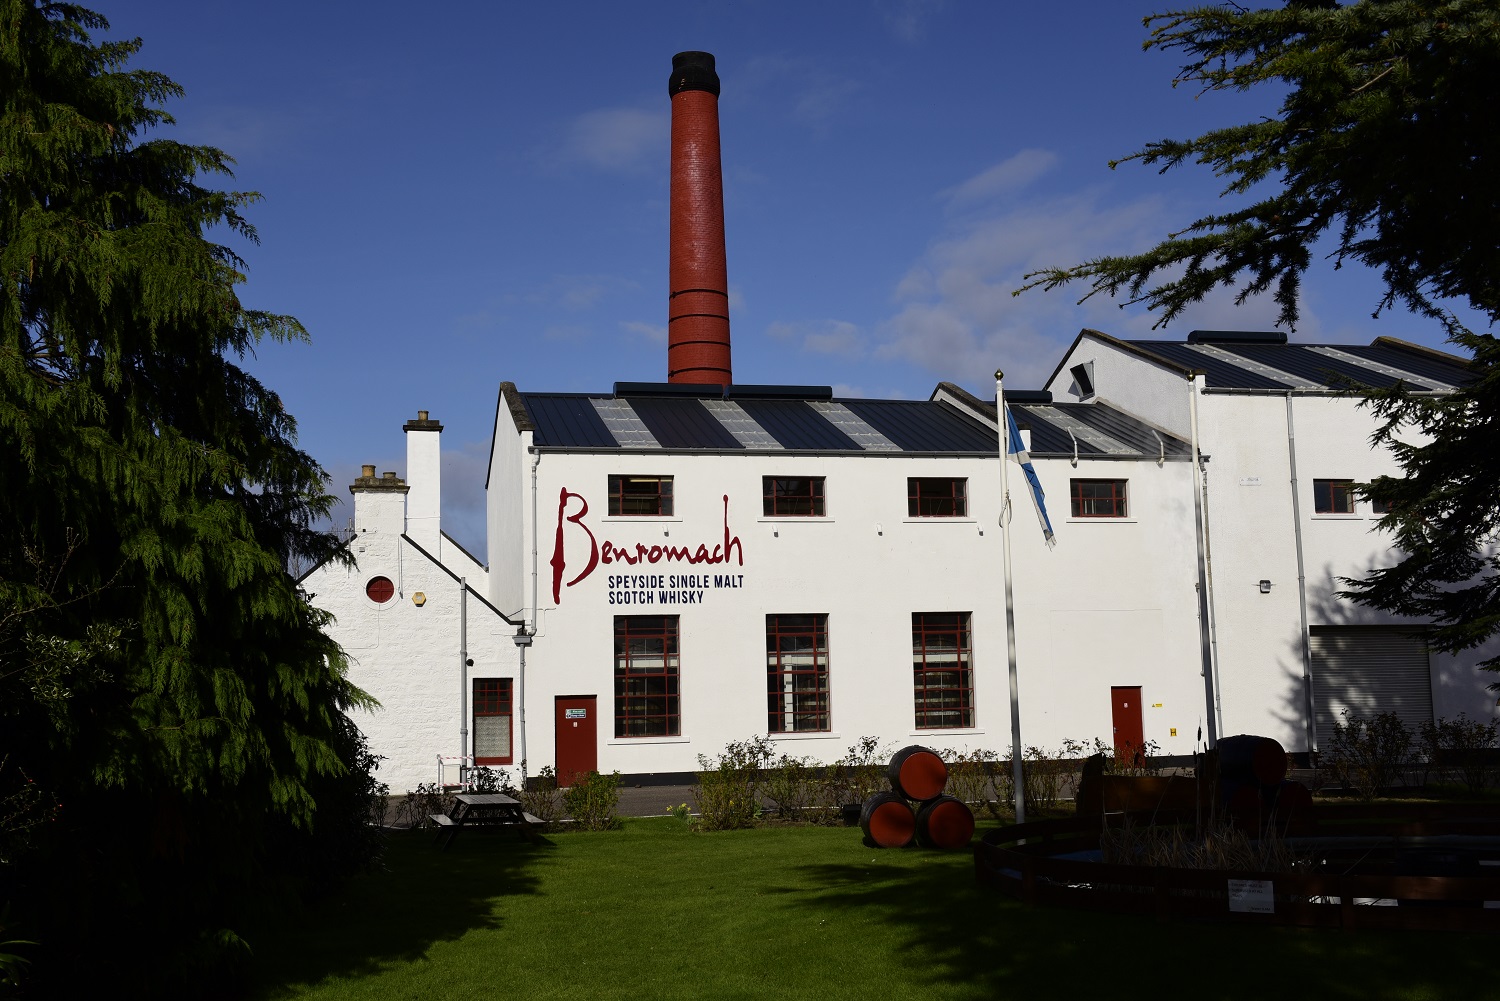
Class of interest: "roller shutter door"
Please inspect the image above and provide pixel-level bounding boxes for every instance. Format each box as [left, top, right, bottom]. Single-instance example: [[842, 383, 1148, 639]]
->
[[1310, 625, 1433, 749]]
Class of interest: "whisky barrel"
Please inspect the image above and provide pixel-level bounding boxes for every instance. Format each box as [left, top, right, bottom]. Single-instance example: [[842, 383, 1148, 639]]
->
[[888, 745, 947, 802]]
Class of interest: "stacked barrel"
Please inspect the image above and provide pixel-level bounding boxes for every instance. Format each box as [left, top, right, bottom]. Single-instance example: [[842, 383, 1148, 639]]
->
[[860, 746, 976, 850], [1217, 734, 1311, 830]]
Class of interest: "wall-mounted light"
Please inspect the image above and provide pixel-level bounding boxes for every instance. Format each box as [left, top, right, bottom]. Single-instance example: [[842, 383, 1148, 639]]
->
[[412, 591, 426, 607], [1259, 579, 1273, 593]]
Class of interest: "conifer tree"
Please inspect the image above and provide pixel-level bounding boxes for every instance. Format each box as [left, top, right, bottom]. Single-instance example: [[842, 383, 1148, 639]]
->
[[0, 2, 378, 989], [1022, 1, 1500, 674]]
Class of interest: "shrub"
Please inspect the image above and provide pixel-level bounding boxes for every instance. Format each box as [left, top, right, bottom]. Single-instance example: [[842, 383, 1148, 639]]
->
[[1100, 818, 1309, 872], [763, 753, 816, 821], [394, 783, 452, 829], [562, 771, 621, 831], [521, 766, 561, 825], [694, 737, 773, 831], [1324, 710, 1413, 799], [1420, 714, 1500, 796], [942, 747, 999, 810]]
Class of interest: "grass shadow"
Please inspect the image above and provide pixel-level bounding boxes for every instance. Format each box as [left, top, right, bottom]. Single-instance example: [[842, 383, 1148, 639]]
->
[[779, 854, 1497, 1001], [246, 828, 549, 998]]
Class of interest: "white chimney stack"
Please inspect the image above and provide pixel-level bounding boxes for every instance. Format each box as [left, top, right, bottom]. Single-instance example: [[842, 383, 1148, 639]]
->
[[403, 410, 443, 551]]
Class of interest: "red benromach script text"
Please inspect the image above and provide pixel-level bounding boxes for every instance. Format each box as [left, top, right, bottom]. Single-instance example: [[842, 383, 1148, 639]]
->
[[550, 489, 744, 603]]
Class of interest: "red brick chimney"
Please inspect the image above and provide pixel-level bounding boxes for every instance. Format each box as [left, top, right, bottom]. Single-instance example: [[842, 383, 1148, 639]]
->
[[667, 51, 732, 385]]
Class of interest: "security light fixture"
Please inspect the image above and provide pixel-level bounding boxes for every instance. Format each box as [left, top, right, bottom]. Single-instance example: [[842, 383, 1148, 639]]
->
[[1259, 579, 1273, 593]]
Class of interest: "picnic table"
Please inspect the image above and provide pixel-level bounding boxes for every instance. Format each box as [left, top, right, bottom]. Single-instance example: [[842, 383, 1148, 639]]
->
[[431, 793, 542, 851]]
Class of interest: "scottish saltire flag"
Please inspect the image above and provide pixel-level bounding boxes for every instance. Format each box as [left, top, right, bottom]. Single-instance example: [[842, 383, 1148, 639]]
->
[[1005, 405, 1056, 548]]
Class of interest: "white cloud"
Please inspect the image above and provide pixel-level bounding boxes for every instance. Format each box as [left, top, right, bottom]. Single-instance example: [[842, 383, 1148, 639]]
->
[[941, 149, 1059, 209], [871, 177, 1328, 390], [621, 320, 667, 344], [558, 105, 668, 172], [879, 0, 947, 43], [767, 319, 865, 358]]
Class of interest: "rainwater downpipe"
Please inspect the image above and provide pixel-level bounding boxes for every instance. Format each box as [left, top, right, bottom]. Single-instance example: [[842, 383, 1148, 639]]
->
[[1188, 373, 1219, 747], [460, 576, 470, 777], [1285, 393, 1318, 755], [1199, 461, 1225, 740], [520, 451, 542, 783]]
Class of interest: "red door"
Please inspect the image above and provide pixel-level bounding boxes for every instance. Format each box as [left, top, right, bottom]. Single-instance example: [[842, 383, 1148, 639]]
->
[[555, 696, 598, 787], [1110, 686, 1145, 767]]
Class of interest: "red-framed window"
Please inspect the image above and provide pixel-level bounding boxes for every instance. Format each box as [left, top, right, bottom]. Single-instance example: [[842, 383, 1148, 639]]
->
[[1370, 494, 1394, 514], [608, 475, 674, 516], [913, 612, 974, 729], [1070, 479, 1128, 518], [614, 616, 680, 737], [366, 576, 395, 603], [763, 477, 825, 517], [473, 678, 513, 765], [767, 614, 830, 733], [908, 477, 967, 517], [1314, 478, 1356, 514]]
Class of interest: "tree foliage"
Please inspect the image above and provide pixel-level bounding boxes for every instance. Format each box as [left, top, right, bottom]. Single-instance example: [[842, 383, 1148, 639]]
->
[[1020, 0, 1500, 331], [1020, 1, 1500, 675], [0, 2, 378, 990]]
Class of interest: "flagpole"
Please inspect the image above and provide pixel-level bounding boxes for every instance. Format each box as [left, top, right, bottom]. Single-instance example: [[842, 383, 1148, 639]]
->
[[996, 369, 1026, 825]]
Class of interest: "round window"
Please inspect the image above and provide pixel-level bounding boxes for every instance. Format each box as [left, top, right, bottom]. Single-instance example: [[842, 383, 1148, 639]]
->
[[366, 576, 395, 603]]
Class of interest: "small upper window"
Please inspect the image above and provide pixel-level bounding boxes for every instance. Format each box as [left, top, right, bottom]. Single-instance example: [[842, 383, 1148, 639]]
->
[[366, 576, 395, 603], [608, 475, 674, 516], [1314, 479, 1356, 514], [763, 477, 825, 517], [1370, 495, 1394, 515], [1070, 479, 1127, 518], [908, 477, 967, 518]]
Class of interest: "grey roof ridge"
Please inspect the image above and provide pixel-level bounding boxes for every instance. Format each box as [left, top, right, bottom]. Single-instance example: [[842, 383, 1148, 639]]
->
[[400, 534, 518, 624], [1370, 335, 1475, 370], [440, 530, 488, 572], [1043, 328, 1201, 391], [485, 380, 535, 491]]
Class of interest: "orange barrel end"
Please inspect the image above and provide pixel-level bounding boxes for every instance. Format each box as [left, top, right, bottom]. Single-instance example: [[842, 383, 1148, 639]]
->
[[1216, 734, 1288, 788], [888, 745, 947, 802], [860, 792, 916, 848], [915, 795, 975, 850]]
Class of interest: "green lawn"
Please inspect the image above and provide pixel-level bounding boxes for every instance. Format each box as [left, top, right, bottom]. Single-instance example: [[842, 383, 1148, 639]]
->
[[250, 818, 1496, 1001]]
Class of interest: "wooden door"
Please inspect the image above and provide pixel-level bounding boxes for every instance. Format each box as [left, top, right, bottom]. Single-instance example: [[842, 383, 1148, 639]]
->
[[554, 695, 598, 787], [1110, 686, 1145, 767]]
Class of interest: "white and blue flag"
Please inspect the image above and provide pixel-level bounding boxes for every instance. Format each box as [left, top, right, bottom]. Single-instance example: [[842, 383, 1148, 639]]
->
[[1005, 405, 1056, 548]]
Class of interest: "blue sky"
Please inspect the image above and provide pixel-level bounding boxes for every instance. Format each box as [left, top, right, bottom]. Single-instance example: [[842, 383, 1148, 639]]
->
[[85, 1, 1481, 554]]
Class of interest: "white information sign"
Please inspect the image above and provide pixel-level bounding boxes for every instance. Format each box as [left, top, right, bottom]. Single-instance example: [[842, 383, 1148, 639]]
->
[[1227, 878, 1274, 914]]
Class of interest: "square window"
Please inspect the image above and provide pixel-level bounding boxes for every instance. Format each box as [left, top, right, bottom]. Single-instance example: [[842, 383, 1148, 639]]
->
[[608, 475, 673, 516], [763, 477, 825, 517], [614, 616, 680, 737], [912, 612, 973, 729], [473, 678, 513, 765], [908, 477, 967, 518], [1070, 479, 1127, 518], [767, 614, 830, 733], [1314, 479, 1356, 514]]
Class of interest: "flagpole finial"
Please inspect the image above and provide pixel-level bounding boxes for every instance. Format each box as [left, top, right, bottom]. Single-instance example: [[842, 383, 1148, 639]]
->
[[994, 368, 1004, 381]]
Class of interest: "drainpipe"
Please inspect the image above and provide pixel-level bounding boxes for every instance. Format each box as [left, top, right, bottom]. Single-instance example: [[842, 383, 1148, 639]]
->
[[523, 451, 541, 782], [1188, 373, 1218, 747], [1199, 462, 1225, 740], [460, 576, 469, 778], [1285, 394, 1318, 754]]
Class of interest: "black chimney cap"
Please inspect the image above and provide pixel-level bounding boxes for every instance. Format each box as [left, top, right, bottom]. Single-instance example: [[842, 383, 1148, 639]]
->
[[669, 51, 720, 97]]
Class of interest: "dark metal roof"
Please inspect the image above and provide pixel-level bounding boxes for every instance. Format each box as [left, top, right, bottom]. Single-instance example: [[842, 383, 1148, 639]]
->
[[1126, 338, 1470, 392], [523, 395, 617, 449], [735, 399, 859, 451], [630, 395, 742, 450], [845, 400, 998, 453], [516, 387, 1188, 460]]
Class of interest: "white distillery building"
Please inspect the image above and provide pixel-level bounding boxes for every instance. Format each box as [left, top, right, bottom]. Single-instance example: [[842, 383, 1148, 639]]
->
[[299, 329, 1491, 794], [300, 52, 1492, 793]]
